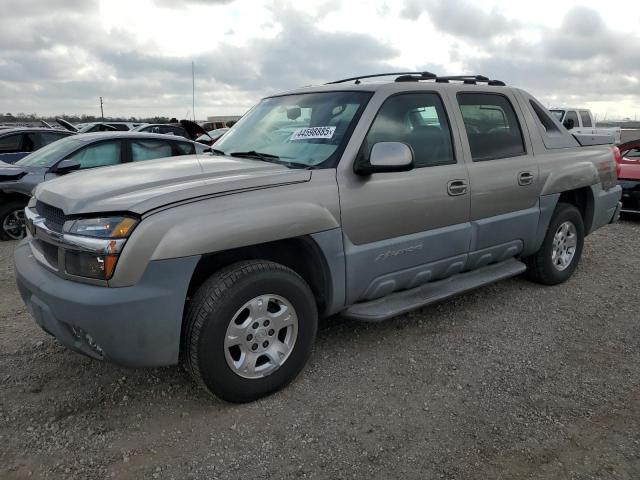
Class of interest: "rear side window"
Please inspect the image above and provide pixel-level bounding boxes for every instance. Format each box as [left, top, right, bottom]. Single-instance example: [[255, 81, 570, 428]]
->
[[0, 134, 22, 152], [68, 141, 122, 169], [579, 111, 592, 127], [458, 93, 526, 161], [362, 92, 455, 168], [131, 139, 173, 162], [37, 132, 70, 147], [529, 101, 560, 134]]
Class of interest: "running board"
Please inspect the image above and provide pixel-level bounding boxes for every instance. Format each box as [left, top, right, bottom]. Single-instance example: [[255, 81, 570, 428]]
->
[[342, 259, 527, 322]]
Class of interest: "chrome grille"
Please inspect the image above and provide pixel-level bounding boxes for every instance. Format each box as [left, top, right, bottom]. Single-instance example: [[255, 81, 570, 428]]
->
[[35, 201, 67, 232]]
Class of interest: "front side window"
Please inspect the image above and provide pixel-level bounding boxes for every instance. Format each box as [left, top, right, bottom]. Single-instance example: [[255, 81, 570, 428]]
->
[[67, 141, 122, 169], [16, 137, 83, 167], [579, 111, 592, 127], [458, 93, 526, 161], [213, 91, 372, 168], [564, 111, 579, 129], [0, 133, 22, 152], [174, 141, 195, 155], [131, 139, 173, 162], [360, 93, 455, 168]]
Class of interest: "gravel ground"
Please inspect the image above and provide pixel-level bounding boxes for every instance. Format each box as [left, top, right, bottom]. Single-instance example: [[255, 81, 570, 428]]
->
[[1, 220, 639, 480]]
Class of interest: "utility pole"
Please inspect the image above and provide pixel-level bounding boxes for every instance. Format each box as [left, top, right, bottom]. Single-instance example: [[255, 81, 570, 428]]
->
[[99, 97, 104, 121]]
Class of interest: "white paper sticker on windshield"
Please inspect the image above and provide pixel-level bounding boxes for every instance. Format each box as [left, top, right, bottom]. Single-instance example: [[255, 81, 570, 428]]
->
[[289, 126, 336, 141]]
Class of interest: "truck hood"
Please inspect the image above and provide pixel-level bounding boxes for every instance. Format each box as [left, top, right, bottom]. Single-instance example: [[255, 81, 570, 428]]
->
[[35, 154, 312, 215]]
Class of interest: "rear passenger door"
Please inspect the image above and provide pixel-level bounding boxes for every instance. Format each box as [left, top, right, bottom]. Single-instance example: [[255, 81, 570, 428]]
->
[[452, 91, 541, 259]]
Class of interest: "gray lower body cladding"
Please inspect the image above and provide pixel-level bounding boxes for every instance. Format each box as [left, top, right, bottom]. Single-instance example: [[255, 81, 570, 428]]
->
[[14, 240, 200, 367]]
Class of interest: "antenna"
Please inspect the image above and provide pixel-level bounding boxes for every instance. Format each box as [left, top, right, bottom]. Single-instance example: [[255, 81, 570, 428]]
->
[[99, 97, 104, 120], [192, 61, 195, 122]]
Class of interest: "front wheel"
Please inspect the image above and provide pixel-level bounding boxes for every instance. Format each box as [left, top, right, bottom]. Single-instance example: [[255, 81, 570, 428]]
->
[[524, 203, 584, 285], [0, 200, 27, 241], [182, 260, 318, 403]]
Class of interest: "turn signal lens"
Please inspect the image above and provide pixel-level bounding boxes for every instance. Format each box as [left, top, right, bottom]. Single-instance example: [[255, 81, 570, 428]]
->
[[65, 252, 119, 280]]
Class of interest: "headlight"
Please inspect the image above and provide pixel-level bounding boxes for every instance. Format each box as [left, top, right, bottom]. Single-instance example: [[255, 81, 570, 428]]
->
[[64, 216, 138, 238], [62, 216, 138, 280]]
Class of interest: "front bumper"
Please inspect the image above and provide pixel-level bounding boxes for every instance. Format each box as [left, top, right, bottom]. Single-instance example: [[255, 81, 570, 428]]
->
[[15, 240, 199, 367], [619, 180, 640, 213]]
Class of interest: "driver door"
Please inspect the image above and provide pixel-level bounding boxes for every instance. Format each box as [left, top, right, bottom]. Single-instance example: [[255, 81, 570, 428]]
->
[[338, 92, 471, 304]]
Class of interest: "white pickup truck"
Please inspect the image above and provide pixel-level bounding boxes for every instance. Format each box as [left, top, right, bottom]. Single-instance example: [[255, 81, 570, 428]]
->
[[550, 107, 621, 144]]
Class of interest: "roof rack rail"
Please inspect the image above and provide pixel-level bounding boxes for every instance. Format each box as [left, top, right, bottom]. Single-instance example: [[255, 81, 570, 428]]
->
[[326, 72, 506, 86], [326, 72, 437, 85]]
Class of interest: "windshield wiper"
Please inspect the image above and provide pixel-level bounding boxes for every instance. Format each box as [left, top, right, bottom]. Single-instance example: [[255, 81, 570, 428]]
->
[[229, 150, 314, 169], [204, 147, 225, 155], [229, 150, 280, 160]]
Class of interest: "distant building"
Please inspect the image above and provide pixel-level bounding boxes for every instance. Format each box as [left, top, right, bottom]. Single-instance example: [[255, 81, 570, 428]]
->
[[204, 115, 242, 130]]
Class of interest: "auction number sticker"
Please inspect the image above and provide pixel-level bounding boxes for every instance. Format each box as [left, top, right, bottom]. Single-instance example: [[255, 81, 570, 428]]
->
[[289, 126, 336, 141]]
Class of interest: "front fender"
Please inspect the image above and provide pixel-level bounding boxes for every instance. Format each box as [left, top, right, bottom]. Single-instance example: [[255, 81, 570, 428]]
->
[[110, 170, 340, 287]]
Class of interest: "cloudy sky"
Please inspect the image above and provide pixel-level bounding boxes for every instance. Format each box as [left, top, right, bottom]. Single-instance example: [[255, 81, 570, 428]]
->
[[1, 0, 638, 120]]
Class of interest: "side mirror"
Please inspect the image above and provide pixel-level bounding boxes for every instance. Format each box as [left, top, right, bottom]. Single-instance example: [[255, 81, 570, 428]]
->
[[355, 142, 414, 175], [51, 158, 81, 174], [563, 118, 575, 130]]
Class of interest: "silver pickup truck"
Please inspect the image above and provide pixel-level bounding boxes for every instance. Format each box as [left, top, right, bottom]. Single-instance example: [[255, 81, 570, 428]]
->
[[15, 73, 622, 402]]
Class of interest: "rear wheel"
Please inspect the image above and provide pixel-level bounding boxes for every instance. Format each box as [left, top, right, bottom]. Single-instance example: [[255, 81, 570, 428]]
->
[[182, 260, 318, 403], [524, 203, 584, 285], [0, 200, 27, 241]]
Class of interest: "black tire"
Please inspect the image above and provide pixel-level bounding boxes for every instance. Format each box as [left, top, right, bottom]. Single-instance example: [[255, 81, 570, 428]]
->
[[524, 203, 584, 285], [182, 260, 318, 403], [0, 200, 27, 241]]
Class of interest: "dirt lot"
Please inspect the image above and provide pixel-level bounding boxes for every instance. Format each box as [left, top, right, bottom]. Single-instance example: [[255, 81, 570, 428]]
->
[[1, 220, 639, 480]]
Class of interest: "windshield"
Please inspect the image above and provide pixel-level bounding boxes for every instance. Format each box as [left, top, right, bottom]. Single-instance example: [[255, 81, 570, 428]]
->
[[550, 110, 565, 121], [213, 91, 372, 168], [16, 137, 83, 167]]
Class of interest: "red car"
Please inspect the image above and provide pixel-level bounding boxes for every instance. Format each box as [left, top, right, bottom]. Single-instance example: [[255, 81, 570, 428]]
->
[[618, 140, 640, 213]]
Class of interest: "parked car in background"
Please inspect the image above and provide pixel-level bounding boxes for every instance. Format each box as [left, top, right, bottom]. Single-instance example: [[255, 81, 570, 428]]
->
[[196, 127, 228, 146], [133, 123, 190, 138], [550, 108, 621, 144], [14, 73, 621, 402], [75, 122, 145, 132], [0, 132, 207, 240], [133, 119, 210, 142], [0, 127, 75, 164], [617, 139, 640, 214]]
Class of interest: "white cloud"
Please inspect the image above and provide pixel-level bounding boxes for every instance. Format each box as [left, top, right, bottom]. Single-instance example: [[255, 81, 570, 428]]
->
[[0, 0, 638, 119]]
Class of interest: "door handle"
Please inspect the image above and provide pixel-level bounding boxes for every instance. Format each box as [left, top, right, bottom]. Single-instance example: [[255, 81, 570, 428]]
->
[[518, 171, 535, 186], [447, 179, 468, 196]]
